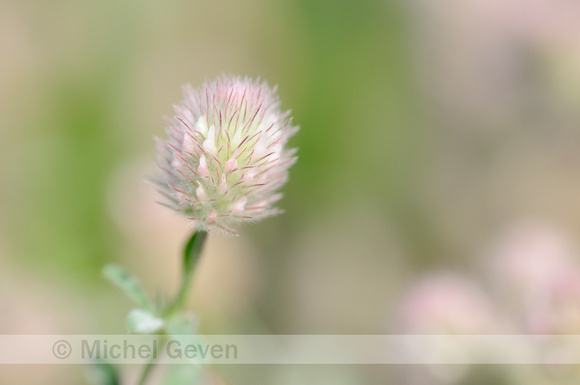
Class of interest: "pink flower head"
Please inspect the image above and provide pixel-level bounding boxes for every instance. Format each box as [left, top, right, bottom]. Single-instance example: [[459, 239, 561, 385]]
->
[[151, 75, 298, 235], [399, 273, 499, 334]]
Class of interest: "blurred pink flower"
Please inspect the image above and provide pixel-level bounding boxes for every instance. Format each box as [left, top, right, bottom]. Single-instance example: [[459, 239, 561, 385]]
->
[[486, 221, 580, 334], [395, 221, 580, 384], [398, 272, 499, 334]]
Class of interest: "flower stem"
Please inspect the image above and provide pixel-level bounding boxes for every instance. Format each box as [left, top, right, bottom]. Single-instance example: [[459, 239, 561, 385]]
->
[[136, 231, 208, 385], [168, 231, 208, 315], [136, 351, 155, 384], [136, 335, 166, 385]]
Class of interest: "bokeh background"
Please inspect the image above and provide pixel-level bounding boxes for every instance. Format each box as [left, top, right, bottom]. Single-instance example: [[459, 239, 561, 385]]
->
[[3, 0, 580, 384]]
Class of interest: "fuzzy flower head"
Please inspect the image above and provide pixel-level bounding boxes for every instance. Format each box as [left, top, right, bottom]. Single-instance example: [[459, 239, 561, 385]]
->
[[151, 75, 298, 235]]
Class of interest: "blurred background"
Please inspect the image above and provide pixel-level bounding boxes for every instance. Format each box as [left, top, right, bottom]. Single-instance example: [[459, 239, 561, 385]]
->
[[2, 0, 580, 383]]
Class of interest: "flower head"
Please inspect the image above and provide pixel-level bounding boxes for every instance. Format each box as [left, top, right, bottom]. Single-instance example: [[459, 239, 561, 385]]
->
[[151, 75, 298, 235]]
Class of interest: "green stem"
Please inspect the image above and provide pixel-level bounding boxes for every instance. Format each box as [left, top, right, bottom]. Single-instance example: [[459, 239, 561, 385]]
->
[[136, 336, 165, 385], [136, 231, 207, 385], [136, 356, 155, 385], [170, 266, 196, 315], [167, 230, 208, 316]]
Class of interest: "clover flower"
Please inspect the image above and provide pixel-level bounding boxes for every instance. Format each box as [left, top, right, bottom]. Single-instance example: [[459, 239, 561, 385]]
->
[[151, 75, 298, 235]]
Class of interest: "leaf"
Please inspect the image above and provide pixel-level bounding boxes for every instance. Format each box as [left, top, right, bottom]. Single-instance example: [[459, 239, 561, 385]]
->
[[160, 364, 203, 385], [87, 361, 120, 385], [164, 312, 198, 335], [165, 333, 210, 365], [102, 264, 153, 311], [183, 231, 208, 274], [126, 308, 164, 334]]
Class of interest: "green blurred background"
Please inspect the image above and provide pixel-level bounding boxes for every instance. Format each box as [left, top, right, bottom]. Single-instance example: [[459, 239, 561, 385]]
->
[[2, 0, 580, 383]]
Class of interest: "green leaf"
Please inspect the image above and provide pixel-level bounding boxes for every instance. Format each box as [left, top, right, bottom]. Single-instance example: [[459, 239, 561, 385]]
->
[[183, 231, 208, 274], [87, 361, 120, 385], [126, 308, 164, 334], [160, 364, 203, 385], [102, 264, 152, 311], [164, 312, 198, 335]]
